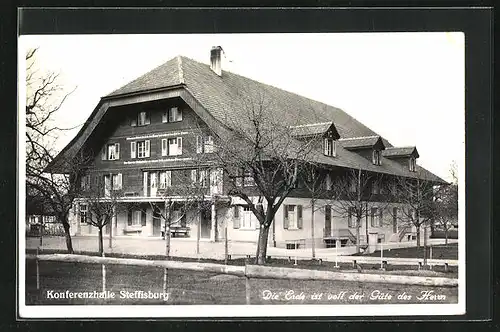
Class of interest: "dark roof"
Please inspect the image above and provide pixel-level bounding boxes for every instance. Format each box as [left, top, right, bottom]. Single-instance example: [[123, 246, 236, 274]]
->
[[50, 55, 444, 183], [338, 136, 385, 150], [107, 56, 381, 139], [289, 122, 339, 138], [382, 147, 419, 159]]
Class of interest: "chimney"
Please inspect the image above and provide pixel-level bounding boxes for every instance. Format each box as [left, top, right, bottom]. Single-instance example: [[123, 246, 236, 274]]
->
[[210, 46, 223, 76]]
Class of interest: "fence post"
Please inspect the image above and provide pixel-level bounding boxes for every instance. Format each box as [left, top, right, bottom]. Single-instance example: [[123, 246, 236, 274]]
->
[[163, 268, 168, 293], [294, 240, 298, 266], [429, 246, 433, 270], [380, 242, 384, 270], [36, 247, 40, 290], [245, 268, 251, 305], [102, 252, 106, 293], [224, 227, 228, 265], [39, 220, 43, 247]]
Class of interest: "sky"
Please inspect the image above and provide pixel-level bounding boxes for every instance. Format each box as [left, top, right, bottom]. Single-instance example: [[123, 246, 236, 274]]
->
[[20, 32, 465, 182]]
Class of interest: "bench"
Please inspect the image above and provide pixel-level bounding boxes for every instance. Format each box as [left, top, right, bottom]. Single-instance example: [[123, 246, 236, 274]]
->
[[162, 226, 190, 238]]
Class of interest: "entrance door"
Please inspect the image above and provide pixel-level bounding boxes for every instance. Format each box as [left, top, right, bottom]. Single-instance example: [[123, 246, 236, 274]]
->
[[152, 206, 161, 236], [200, 208, 212, 238]]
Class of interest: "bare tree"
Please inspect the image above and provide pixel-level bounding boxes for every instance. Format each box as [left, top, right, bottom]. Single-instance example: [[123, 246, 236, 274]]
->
[[433, 163, 458, 245], [80, 175, 121, 255], [301, 163, 330, 259], [25, 48, 78, 253], [328, 168, 388, 253], [214, 87, 320, 264], [387, 173, 438, 249]]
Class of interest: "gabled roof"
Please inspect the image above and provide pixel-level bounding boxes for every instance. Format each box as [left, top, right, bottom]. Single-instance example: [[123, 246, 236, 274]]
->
[[338, 135, 385, 150], [289, 122, 340, 139], [49, 55, 445, 184], [382, 147, 419, 159], [106, 56, 381, 139]]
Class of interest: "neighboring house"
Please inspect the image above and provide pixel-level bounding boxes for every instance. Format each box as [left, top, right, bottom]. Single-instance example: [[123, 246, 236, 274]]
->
[[47, 46, 445, 248], [26, 194, 65, 236]]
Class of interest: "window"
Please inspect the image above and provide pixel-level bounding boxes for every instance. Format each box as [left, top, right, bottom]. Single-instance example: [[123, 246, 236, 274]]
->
[[132, 140, 150, 159], [349, 177, 357, 193], [243, 169, 255, 187], [112, 173, 123, 190], [107, 143, 120, 160], [80, 174, 90, 191], [370, 207, 379, 227], [233, 168, 255, 187], [164, 107, 182, 123], [348, 207, 356, 228], [162, 137, 182, 156], [372, 149, 381, 165], [371, 181, 379, 194], [132, 210, 142, 226], [323, 138, 336, 157], [162, 107, 182, 123], [283, 204, 303, 230], [204, 136, 215, 153], [79, 204, 88, 224], [159, 171, 172, 189], [190, 169, 208, 187], [196, 136, 203, 153], [241, 206, 257, 229], [325, 174, 332, 190], [409, 157, 416, 172], [131, 111, 150, 127], [196, 135, 216, 154]]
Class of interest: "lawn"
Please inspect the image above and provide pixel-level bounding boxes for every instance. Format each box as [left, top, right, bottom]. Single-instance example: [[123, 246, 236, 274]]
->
[[361, 243, 458, 260], [26, 248, 459, 276], [24, 259, 458, 305]]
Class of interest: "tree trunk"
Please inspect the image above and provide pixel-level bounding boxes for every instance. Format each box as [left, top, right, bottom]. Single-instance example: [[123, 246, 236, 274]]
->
[[445, 229, 448, 245], [164, 200, 171, 258], [311, 201, 315, 259], [108, 219, 113, 249], [61, 219, 74, 254], [423, 224, 428, 265], [355, 216, 361, 253], [416, 225, 421, 249], [98, 227, 103, 255], [166, 224, 171, 258], [255, 224, 271, 265]]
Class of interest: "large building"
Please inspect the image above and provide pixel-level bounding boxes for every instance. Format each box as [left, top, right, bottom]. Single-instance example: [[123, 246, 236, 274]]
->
[[47, 46, 444, 250]]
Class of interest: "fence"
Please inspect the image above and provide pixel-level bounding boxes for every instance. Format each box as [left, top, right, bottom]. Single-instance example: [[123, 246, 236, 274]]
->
[[27, 252, 458, 305]]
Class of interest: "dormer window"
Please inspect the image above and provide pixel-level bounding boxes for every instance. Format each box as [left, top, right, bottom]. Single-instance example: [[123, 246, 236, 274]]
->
[[323, 138, 336, 157], [372, 150, 381, 165], [162, 107, 183, 123], [409, 156, 416, 172]]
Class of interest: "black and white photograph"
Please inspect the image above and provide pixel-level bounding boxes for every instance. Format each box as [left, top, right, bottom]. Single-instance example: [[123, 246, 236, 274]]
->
[[19, 31, 465, 318]]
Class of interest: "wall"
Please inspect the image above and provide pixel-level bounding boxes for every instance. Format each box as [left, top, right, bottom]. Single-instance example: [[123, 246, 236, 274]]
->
[[81, 98, 216, 195], [224, 196, 426, 249]]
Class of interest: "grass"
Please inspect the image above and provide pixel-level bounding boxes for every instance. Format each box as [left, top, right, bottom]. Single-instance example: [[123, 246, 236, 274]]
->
[[25, 259, 458, 305], [360, 243, 458, 260], [26, 248, 458, 277]]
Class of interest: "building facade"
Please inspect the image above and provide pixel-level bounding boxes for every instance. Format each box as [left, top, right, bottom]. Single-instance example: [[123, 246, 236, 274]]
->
[[49, 46, 444, 249]]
